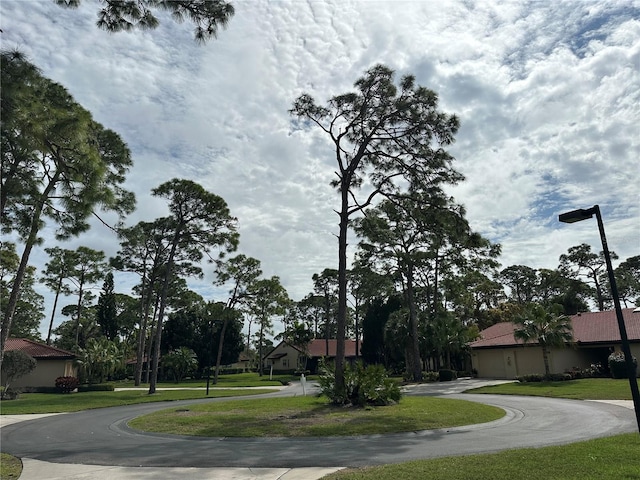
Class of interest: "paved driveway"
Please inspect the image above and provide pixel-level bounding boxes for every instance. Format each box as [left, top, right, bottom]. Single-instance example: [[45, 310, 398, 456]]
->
[[0, 380, 636, 474]]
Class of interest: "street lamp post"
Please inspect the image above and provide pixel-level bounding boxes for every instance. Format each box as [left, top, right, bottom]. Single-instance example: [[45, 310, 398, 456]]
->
[[559, 205, 640, 433]]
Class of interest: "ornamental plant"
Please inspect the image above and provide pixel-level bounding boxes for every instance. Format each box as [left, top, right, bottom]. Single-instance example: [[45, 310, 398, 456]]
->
[[55, 376, 79, 393], [608, 352, 638, 379], [318, 360, 401, 407]]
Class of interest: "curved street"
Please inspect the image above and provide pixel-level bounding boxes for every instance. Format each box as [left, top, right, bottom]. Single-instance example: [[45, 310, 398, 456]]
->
[[1, 380, 636, 479]]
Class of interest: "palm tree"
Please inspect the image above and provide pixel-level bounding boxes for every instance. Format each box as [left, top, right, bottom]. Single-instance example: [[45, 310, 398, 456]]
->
[[514, 304, 573, 377]]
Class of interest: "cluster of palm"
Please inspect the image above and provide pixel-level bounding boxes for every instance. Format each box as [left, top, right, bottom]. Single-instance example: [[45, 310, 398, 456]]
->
[[76, 338, 127, 384]]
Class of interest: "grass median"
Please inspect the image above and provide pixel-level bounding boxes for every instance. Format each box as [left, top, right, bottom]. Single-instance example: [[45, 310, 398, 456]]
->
[[0, 453, 21, 480], [128, 395, 505, 437], [320, 378, 639, 479], [0, 388, 275, 414], [465, 378, 635, 400]]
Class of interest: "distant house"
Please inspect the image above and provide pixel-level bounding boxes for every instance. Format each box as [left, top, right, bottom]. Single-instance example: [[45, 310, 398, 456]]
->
[[265, 339, 362, 374], [2, 338, 77, 388], [224, 352, 253, 372], [469, 308, 640, 379]]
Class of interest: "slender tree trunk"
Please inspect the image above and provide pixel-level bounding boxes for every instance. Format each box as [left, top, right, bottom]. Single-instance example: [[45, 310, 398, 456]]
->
[[134, 280, 152, 386], [149, 227, 181, 394], [335, 184, 349, 392], [46, 276, 64, 345], [245, 316, 253, 353], [594, 275, 604, 311], [1, 180, 56, 366], [74, 274, 85, 348], [213, 314, 229, 384], [542, 345, 551, 377], [355, 298, 360, 358], [258, 318, 265, 377], [325, 293, 330, 357], [407, 265, 423, 381], [144, 297, 160, 383]]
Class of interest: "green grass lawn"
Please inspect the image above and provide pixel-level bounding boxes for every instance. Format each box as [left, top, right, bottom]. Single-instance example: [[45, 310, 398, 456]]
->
[[0, 388, 274, 414], [114, 372, 304, 388], [128, 395, 505, 437], [466, 378, 636, 400], [0, 453, 21, 480], [318, 378, 640, 480], [322, 433, 640, 480]]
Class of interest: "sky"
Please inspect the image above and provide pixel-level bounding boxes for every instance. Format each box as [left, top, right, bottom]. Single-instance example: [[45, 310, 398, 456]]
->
[[2, 0, 639, 338]]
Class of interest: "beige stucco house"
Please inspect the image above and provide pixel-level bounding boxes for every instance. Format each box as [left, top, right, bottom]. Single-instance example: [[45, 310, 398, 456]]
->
[[265, 339, 361, 374], [2, 338, 77, 389], [469, 309, 640, 379]]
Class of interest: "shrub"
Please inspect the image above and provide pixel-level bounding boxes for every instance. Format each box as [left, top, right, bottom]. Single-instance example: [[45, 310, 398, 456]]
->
[[78, 383, 115, 392], [608, 352, 638, 379], [438, 369, 457, 382], [22, 386, 58, 393], [1, 388, 20, 400], [1, 350, 37, 392], [55, 376, 79, 393], [162, 347, 198, 383], [545, 373, 572, 382], [318, 361, 401, 407], [422, 371, 439, 382], [517, 373, 572, 382], [517, 374, 545, 382]]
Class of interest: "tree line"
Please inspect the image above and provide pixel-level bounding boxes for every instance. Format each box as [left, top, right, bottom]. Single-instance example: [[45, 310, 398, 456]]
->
[[2, 8, 638, 390]]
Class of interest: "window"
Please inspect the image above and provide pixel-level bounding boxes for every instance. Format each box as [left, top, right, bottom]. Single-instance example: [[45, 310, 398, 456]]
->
[[282, 359, 289, 368]]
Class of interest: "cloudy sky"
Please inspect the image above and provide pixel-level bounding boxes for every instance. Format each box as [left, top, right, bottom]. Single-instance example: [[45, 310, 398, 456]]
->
[[2, 0, 639, 336]]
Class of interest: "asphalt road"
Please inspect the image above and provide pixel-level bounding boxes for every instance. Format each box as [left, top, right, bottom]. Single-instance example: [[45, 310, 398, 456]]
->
[[1, 381, 636, 469]]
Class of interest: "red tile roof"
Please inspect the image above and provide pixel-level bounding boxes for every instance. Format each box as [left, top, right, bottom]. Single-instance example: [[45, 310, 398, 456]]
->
[[470, 308, 640, 348], [5, 338, 76, 359], [306, 339, 361, 357]]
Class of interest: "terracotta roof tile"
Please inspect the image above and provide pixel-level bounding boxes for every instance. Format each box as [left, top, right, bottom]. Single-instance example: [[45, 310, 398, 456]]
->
[[470, 308, 640, 348], [5, 338, 76, 359], [306, 339, 361, 357]]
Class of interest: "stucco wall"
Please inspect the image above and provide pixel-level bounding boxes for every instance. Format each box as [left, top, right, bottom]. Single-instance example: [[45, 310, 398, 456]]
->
[[267, 344, 302, 371], [473, 343, 640, 379], [6, 360, 76, 388]]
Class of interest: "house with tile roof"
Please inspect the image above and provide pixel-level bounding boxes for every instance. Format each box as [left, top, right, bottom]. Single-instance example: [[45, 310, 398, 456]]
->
[[469, 308, 640, 379], [265, 339, 362, 374], [2, 338, 77, 388]]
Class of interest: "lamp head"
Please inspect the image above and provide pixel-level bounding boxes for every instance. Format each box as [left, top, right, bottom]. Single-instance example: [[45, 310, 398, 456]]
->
[[559, 207, 597, 224]]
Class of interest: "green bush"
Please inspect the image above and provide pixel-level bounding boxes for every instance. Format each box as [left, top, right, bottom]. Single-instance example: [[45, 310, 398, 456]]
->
[[438, 369, 457, 382], [78, 383, 115, 392], [22, 386, 58, 393], [318, 361, 402, 407], [55, 376, 79, 393], [0, 387, 20, 400], [517, 374, 545, 382], [517, 373, 572, 382], [608, 352, 638, 379], [1, 350, 36, 393], [422, 371, 439, 382]]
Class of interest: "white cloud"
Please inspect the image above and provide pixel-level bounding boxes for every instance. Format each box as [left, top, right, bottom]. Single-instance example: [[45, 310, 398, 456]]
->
[[2, 0, 638, 338]]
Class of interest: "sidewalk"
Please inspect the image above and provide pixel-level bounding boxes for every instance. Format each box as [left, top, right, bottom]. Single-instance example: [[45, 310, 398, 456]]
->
[[18, 460, 342, 480]]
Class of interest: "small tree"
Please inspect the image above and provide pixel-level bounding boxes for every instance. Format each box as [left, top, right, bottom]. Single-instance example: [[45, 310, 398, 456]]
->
[[76, 337, 123, 383], [514, 304, 573, 377], [1, 350, 36, 395], [162, 347, 198, 383]]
